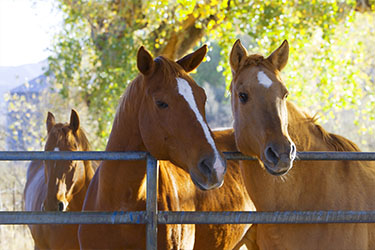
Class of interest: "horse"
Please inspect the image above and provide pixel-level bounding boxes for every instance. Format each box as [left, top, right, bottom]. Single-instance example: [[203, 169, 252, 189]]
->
[[24, 109, 97, 249], [193, 128, 258, 250], [78, 45, 255, 249], [153, 128, 258, 250], [229, 39, 375, 250]]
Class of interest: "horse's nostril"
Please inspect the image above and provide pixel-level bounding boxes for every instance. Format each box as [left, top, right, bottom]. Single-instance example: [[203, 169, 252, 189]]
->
[[198, 158, 213, 176], [58, 202, 65, 212], [265, 146, 279, 165]]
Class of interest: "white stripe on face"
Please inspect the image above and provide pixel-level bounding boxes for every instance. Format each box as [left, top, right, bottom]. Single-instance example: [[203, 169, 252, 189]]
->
[[54, 147, 60, 151], [257, 71, 273, 88], [176, 78, 224, 176]]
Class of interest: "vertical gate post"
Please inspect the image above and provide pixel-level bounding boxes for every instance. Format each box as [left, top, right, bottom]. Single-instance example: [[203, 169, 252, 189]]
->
[[146, 154, 158, 250]]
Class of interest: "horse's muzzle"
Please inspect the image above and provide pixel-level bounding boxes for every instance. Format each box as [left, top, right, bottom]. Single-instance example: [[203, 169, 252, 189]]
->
[[190, 155, 226, 190], [262, 142, 296, 176]]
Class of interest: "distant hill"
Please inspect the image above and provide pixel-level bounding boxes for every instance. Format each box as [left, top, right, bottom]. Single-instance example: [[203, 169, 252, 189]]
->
[[0, 60, 48, 102], [0, 60, 48, 126]]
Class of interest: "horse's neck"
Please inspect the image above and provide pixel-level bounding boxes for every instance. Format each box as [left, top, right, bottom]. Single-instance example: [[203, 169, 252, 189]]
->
[[99, 79, 149, 202], [68, 162, 96, 211], [106, 78, 146, 152], [105, 114, 145, 151], [84, 161, 96, 187], [68, 186, 87, 211]]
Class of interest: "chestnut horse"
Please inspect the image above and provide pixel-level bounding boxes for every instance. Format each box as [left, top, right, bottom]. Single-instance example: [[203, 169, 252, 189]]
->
[[24, 109, 97, 249], [156, 128, 258, 250], [229, 39, 375, 250], [79, 45, 256, 249], [194, 128, 258, 250]]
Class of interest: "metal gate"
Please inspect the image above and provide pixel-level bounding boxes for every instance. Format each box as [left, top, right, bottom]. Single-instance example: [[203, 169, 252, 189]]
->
[[1, 151, 375, 250]]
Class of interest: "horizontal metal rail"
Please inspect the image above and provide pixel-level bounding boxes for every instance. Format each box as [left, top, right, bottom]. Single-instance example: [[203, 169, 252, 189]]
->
[[224, 151, 375, 161], [296, 151, 375, 161], [2, 150, 375, 250], [3, 211, 375, 225], [2, 151, 375, 161], [0, 211, 147, 225], [158, 211, 375, 224], [0, 151, 148, 161]]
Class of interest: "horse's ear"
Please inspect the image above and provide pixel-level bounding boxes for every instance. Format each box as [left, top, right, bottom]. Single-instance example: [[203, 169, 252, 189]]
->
[[230, 39, 247, 75], [177, 45, 207, 73], [137, 46, 155, 76], [69, 109, 80, 133], [46, 112, 55, 133], [266, 40, 289, 71]]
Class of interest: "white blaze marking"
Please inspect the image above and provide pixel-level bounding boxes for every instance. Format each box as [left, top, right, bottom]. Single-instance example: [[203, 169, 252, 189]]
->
[[176, 78, 224, 176], [257, 71, 273, 88]]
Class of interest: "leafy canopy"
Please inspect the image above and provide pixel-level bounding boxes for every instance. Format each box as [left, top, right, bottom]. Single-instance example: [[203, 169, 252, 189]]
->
[[47, 0, 373, 149]]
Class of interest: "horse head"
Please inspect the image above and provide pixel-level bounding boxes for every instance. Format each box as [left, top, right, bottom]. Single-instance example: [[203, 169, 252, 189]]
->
[[43, 109, 91, 211], [136, 46, 226, 190], [230, 40, 296, 176]]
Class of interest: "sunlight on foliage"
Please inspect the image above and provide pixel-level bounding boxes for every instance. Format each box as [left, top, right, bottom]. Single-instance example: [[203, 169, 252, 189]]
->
[[47, 0, 374, 149]]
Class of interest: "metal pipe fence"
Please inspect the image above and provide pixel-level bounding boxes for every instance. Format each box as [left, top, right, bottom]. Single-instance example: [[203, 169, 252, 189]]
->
[[1, 151, 375, 250]]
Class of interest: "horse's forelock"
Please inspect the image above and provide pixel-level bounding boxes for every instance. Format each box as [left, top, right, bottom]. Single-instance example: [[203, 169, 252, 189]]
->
[[154, 56, 183, 84], [45, 124, 63, 150], [238, 54, 277, 75]]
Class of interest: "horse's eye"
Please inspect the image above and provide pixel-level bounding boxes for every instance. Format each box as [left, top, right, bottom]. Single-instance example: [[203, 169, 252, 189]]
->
[[156, 100, 168, 109], [239, 92, 248, 104], [284, 92, 289, 99]]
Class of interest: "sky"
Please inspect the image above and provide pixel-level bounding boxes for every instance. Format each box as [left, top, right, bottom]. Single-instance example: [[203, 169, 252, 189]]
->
[[0, 0, 62, 67]]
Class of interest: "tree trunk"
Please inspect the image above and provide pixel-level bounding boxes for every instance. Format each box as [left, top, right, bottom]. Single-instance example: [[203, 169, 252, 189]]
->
[[156, 14, 205, 60], [355, 0, 372, 12]]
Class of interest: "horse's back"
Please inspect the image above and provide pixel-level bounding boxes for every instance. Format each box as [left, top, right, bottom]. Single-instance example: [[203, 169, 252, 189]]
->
[[212, 127, 237, 152], [24, 160, 46, 211], [24, 161, 49, 249]]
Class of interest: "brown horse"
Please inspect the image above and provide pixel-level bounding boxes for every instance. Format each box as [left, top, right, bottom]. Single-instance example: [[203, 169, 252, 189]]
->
[[194, 128, 257, 250], [24, 109, 97, 249], [78, 45, 241, 249], [154, 128, 258, 250], [229, 39, 375, 250]]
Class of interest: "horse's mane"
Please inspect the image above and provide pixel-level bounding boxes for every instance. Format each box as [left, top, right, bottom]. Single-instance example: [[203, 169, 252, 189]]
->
[[116, 76, 143, 118], [314, 122, 360, 152], [289, 103, 360, 152]]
